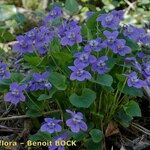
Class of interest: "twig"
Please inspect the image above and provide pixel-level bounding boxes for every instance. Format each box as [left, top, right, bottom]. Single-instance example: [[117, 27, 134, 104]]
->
[[0, 110, 61, 121], [131, 123, 150, 136], [1, 104, 14, 117]]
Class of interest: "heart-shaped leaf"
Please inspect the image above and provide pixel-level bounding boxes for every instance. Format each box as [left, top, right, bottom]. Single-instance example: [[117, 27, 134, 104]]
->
[[49, 72, 67, 90], [123, 100, 141, 117], [90, 129, 103, 143], [90, 74, 113, 87], [69, 88, 96, 108]]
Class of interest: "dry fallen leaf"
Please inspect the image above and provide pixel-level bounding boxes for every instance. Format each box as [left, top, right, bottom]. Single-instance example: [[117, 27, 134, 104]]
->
[[105, 121, 119, 137]]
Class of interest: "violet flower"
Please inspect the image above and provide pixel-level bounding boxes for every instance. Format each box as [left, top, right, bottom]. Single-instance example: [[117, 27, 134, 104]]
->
[[127, 72, 144, 88], [4, 83, 26, 105], [111, 39, 131, 56], [49, 132, 68, 150], [68, 65, 91, 81], [66, 109, 88, 133], [91, 56, 109, 74], [40, 118, 62, 134], [74, 52, 96, 67], [0, 61, 11, 80], [28, 72, 52, 91], [84, 38, 106, 52]]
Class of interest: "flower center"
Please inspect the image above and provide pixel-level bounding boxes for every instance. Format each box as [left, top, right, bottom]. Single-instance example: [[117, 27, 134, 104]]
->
[[48, 122, 55, 128], [127, 27, 134, 34], [20, 42, 27, 48], [77, 69, 84, 76], [73, 116, 81, 123], [45, 82, 51, 88], [97, 61, 105, 67], [131, 77, 139, 83], [108, 37, 115, 43], [12, 89, 19, 95], [80, 54, 88, 61], [145, 66, 150, 73], [68, 32, 75, 39], [0, 67, 5, 74], [50, 11, 56, 16], [38, 78, 45, 82], [117, 44, 123, 50], [105, 14, 113, 23], [89, 40, 98, 47]]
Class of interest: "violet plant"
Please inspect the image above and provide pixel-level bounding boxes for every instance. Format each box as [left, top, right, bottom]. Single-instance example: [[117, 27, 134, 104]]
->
[[0, 3, 150, 150]]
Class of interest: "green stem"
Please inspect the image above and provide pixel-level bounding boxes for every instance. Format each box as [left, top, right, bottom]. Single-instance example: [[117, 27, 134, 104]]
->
[[56, 99, 64, 122], [24, 91, 42, 113]]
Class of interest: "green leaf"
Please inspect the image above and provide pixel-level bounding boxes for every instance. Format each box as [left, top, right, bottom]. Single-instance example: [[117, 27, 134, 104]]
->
[[115, 109, 133, 127], [86, 11, 102, 29], [49, 72, 67, 90], [11, 73, 24, 82], [71, 132, 87, 141], [37, 89, 57, 101], [125, 37, 140, 51], [26, 98, 44, 111], [29, 131, 51, 141], [69, 88, 96, 108], [52, 51, 73, 65], [116, 74, 126, 82], [26, 109, 42, 118], [0, 79, 12, 86], [90, 74, 113, 87], [118, 83, 143, 97], [37, 94, 51, 101], [65, 0, 79, 15], [0, 28, 15, 42], [24, 54, 41, 66], [107, 57, 116, 70], [85, 139, 103, 150], [89, 129, 103, 143], [123, 100, 141, 117]]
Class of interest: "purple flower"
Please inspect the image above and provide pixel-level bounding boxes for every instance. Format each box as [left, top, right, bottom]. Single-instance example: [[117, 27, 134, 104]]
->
[[44, 6, 62, 23], [4, 83, 26, 105], [145, 76, 150, 88], [28, 72, 52, 91], [138, 33, 150, 45], [26, 28, 37, 42], [103, 30, 119, 49], [111, 39, 131, 56], [60, 27, 82, 46], [143, 61, 150, 77], [49, 132, 68, 150], [127, 72, 144, 88], [58, 21, 79, 38], [74, 52, 96, 67], [66, 109, 88, 133], [91, 56, 108, 74], [134, 28, 150, 45], [112, 10, 124, 20], [84, 38, 106, 52], [36, 46, 48, 55], [123, 25, 138, 41], [123, 25, 150, 44], [97, 12, 120, 30], [0, 61, 10, 80], [12, 35, 33, 54], [68, 65, 91, 81], [35, 26, 54, 48], [125, 57, 142, 72], [137, 52, 147, 59], [40, 118, 62, 134]]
